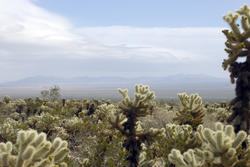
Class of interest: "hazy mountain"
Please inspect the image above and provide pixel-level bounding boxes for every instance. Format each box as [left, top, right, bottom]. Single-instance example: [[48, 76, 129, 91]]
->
[[0, 74, 228, 86], [0, 74, 234, 101]]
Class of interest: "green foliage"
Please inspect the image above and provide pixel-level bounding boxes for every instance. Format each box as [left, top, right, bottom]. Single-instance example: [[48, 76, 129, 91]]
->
[[173, 93, 206, 130]]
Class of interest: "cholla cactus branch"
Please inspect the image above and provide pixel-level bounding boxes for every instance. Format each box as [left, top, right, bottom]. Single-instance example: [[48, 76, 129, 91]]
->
[[222, 4, 250, 72], [168, 149, 204, 167], [196, 122, 248, 166], [0, 129, 69, 167], [174, 93, 205, 130], [170, 122, 249, 167], [222, 4, 250, 133]]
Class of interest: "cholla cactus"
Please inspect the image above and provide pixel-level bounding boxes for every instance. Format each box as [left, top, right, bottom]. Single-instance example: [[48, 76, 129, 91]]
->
[[138, 143, 154, 167], [222, 4, 250, 74], [222, 4, 250, 133], [2, 99, 26, 114], [0, 129, 69, 167], [168, 149, 204, 167], [25, 112, 62, 138], [3, 96, 11, 104], [118, 84, 155, 117], [109, 84, 162, 167], [169, 122, 249, 167], [0, 118, 29, 143], [95, 103, 118, 121], [214, 107, 232, 122], [147, 124, 199, 167], [173, 93, 205, 130], [195, 122, 248, 166], [165, 124, 197, 150], [138, 143, 166, 167]]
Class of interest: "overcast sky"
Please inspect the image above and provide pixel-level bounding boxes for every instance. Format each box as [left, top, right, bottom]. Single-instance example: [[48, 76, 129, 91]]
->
[[0, 0, 249, 82]]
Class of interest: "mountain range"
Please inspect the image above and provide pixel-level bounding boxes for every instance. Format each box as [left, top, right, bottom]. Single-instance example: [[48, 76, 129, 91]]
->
[[0, 74, 229, 86], [0, 74, 235, 101]]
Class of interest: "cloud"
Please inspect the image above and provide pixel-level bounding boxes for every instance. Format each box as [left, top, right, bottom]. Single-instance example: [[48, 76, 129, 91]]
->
[[77, 26, 227, 62], [0, 0, 230, 82]]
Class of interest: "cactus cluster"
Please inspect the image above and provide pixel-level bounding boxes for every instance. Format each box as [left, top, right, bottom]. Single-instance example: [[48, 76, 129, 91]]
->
[[0, 129, 69, 167], [168, 122, 250, 167], [173, 93, 205, 130]]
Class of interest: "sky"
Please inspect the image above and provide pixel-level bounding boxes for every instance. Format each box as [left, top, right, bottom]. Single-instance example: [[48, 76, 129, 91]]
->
[[0, 0, 249, 82]]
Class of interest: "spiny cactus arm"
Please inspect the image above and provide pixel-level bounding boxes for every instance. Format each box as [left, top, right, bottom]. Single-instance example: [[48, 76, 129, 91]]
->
[[178, 93, 189, 109], [138, 143, 155, 167], [171, 123, 249, 167], [0, 129, 69, 167], [134, 84, 155, 107], [44, 137, 69, 162], [0, 142, 16, 166], [195, 125, 207, 143], [222, 4, 250, 77], [108, 114, 129, 136], [165, 124, 194, 143], [198, 123, 246, 151], [118, 88, 135, 114], [178, 93, 202, 112], [223, 12, 243, 40], [237, 4, 250, 37], [118, 84, 155, 117], [168, 149, 187, 167], [175, 93, 204, 129], [192, 95, 203, 111], [237, 4, 250, 21], [118, 88, 131, 105], [195, 122, 248, 166], [107, 103, 128, 136], [168, 149, 204, 167]]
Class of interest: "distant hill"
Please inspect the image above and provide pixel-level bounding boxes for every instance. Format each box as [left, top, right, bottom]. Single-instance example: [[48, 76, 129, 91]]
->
[[0, 74, 228, 86], [0, 74, 234, 101]]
